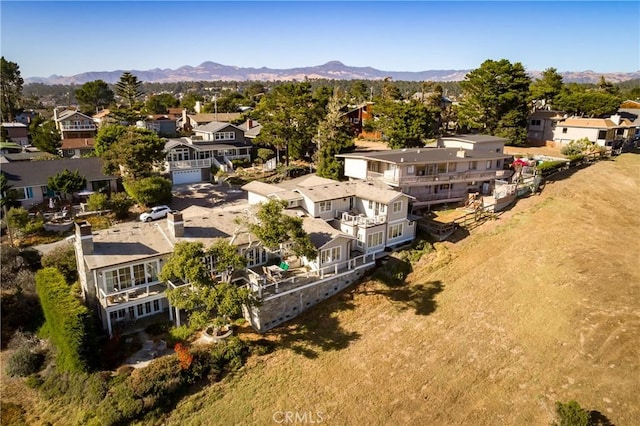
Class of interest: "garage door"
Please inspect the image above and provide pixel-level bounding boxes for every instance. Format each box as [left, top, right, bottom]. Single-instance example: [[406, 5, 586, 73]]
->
[[172, 169, 201, 185]]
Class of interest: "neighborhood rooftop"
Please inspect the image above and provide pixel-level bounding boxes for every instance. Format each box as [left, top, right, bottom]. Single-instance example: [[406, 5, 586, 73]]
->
[[337, 147, 511, 164]]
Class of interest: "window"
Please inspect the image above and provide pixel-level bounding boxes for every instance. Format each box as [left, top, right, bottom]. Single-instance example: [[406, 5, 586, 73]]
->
[[437, 163, 447, 173], [320, 246, 341, 264], [562, 128, 567, 134], [244, 247, 266, 267], [496, 159, 502, 168], [145, 302, 152, 314], [214, 131, 235, 141], [318, 201, 332, 213], [388, 223, 403, 239], [469, 161, 477, 170], [367, 231, 384, 248], [153, 300, 160, 311], [449, 162, 457, 172], [357, 232, 364, 248], [368, 200, 373, 209], [530, 119, 541, 126], [439, 184, 450, 190], [392, 201, 402, 213], [486, 160, 492, 169], [137, 305, 144, 316], [597, 130, 607, 140], [406, 165, 415, 174], [133, 264, 146, 285]]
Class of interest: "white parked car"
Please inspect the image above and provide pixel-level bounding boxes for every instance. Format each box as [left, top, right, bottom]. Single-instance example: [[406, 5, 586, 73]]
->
[[139, 205, 172, 222]]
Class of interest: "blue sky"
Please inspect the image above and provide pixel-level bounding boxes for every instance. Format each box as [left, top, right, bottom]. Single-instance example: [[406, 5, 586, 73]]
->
[[1, 1, 638, 78]]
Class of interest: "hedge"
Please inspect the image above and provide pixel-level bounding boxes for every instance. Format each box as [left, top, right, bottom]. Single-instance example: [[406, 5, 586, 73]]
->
[[123, 176, 172, 207], [35, 268, 95, 372]]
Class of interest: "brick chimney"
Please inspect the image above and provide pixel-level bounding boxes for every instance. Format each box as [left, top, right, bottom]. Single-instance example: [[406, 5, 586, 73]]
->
[[167, 211, 184, 238], [247, 118, 253, 129], [75, 220, 94, 255]]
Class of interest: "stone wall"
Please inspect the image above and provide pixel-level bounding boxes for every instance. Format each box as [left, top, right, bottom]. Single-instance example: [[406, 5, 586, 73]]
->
[[245, 265, 373, 333]]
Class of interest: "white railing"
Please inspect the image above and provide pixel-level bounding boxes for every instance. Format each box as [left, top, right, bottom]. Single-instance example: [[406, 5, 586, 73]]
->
[[368, 169, 499, 184], [251, 252, 376, 298], [339, 211, 386, 227], [98, 282, 166, 307], [168, 158, 212, 170], [60, 124, 96, 131]]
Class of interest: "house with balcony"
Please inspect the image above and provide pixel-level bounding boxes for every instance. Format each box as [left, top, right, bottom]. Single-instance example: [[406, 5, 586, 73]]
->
[[338, 134, 511, 210], [242, 174, 417, 256], [74, 178, 386, 335], [552, 114, 636, 148], [164, 121, 253, 185], [178, 111, 243, 133], [53, 109, 97, 140]]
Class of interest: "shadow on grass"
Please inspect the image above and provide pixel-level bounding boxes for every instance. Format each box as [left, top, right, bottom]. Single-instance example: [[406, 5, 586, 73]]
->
[[272, 291, 361, 359], [378, 280, 444, 316]]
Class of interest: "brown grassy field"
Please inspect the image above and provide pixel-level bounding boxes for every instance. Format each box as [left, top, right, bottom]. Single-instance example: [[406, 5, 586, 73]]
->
[[2, 153, 638, 425], [166, 153, 640, 425]]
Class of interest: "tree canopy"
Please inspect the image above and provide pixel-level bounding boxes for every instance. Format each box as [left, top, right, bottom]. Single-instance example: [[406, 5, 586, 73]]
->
[[145, 93, 179, 114], [253, 82, 321, 166], [94, 123, 128, 157], [554, 83, 621, 117], [1, 57, 24, 122], [160, 241, 253, 330], [245, 199, 317, 259], [29, 116, 61, 154], [374, 99, 438, 148], [458, 59, 532, 146], [529, 67, 563, 110], [101, 127, 166, 180], [47, 169, 87, 199], [74, 80, 114, 114], [115, 72, 144, 109], [314, 89, 354, 180]]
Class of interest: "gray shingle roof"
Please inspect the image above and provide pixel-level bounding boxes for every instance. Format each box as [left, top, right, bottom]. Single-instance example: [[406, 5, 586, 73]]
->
[[1, 157, 116, 188]]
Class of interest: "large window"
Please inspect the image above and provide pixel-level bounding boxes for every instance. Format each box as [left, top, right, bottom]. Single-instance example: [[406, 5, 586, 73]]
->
[[103, 261, 160, 293], [244, 247, 267, 267], [214, 131, 235, 141], [367, 231, 384, 248], [469, 161, 477, 170], [388, 223, 403, 240], [318, 200, 332, 213], [597, 130, 607, 140], [320, 246, 341, 264], [437, 163, 447, 173], [392, 200, 403, 213]]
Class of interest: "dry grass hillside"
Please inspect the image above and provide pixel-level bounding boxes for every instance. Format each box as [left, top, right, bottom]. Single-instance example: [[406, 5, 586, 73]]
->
[[166, 153, 640, 425]]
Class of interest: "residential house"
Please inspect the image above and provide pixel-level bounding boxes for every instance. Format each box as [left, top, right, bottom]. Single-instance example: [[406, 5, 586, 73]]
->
[[53, 108, 97, 140], [164, 122, 252, 185], [140, 114, 178, 137], [552, 114, 636, 148], [340, 102, 374, 136], [242, 174, 418, 256], [527, 111, 565, 146], [1, 157, 117, 208], [237, 118, 262, 140], [617, 107, 640, 139], [179, 111, 243, 133], [1, 122, 29, 146], [60, 138, 95, 158], [92, 109, 114, 128], [338, 134, 511, 210]]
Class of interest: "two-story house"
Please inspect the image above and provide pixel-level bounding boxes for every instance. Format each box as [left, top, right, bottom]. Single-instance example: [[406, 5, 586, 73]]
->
[[53, 108, 98, 157], [526, 111, 565, 146], [552, 114, 636, 148], [242, 175, 417, 256], [338, 135, 511, 210], [165, 122, 253, 185]]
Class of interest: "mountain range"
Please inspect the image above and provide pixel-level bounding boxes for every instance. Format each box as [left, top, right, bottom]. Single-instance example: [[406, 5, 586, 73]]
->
[[25, 61, 640, 85]]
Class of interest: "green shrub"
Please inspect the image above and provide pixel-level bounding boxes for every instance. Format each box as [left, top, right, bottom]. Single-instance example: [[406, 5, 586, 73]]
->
[[169, 325, 196, 342], [6, 207, 42, 236], [554, 400, 589, 426], [124, 176, 172, 207], [35, 268, 96, 372], [6, 347, 45, 377], [41, 244, 77, 284], [107, 192, 134, 220], [231, 158, 250, 169], [537, 160, 567, 173], [86, 192, 109, 211]]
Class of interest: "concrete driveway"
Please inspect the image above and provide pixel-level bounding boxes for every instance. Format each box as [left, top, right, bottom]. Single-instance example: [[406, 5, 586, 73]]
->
[[170, 182, 247, 212]]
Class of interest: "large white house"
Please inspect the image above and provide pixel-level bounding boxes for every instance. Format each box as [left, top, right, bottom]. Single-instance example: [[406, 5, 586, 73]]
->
[[338, 135, 511, 210], [552, 114, 637, 148]]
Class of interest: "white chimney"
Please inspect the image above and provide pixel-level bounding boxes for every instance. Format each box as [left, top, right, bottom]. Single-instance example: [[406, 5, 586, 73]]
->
[[195, 101, 202, 113], [456, 149, 466, 158], [609, 114, 621, 125]]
